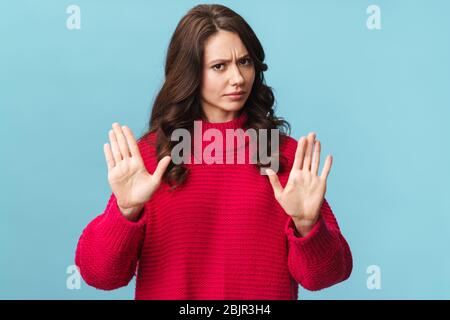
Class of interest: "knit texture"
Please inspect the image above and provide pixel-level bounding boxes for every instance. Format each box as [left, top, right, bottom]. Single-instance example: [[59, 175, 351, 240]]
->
[[75, 111, 353, 299]]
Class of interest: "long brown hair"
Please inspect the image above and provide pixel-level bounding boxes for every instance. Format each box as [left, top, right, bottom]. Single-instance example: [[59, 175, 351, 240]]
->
[[141, 4, 291, 189]]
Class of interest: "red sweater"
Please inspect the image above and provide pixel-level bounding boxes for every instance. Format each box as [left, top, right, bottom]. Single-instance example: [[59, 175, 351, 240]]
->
[[75, 112, 353, 299]]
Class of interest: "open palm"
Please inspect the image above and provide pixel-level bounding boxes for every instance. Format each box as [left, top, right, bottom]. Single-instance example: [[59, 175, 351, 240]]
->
[[104, 123, 171, 220], [266, 132, 332, 230]]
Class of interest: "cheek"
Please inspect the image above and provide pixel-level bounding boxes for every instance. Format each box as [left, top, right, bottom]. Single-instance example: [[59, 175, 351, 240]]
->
[[250, 68, 256, 82], [244, 68, 256, 86], [202, 71, 222, 95]]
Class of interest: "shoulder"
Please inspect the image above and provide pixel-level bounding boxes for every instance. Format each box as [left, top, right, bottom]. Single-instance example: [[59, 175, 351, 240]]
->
[[276, 134, 297, 174], [280, 134, 298, 161], [280, 134, 298, 154], [136, 131, 159, 172], [137, 131, 157, 152]]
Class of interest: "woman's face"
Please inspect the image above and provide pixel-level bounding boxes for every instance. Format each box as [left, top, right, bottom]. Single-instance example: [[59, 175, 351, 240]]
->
[[201, 30, 255, 122]]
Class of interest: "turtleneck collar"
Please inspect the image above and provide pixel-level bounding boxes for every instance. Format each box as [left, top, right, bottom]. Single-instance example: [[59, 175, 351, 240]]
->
[[187, 110, 252, 165], [198, 111, 248, 133]]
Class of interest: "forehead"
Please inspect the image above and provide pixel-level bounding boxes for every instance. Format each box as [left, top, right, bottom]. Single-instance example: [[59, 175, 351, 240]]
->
[[203, 30, 247, 60]]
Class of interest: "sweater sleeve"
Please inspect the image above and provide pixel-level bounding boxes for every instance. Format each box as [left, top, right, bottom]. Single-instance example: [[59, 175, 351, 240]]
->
[[75, 192, 147, 290], [285, 198, 353, 291]]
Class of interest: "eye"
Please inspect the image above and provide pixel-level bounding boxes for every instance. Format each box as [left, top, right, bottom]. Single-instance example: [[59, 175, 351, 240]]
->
[[240, 58, 252, 66], [212, 63, 224, 71]]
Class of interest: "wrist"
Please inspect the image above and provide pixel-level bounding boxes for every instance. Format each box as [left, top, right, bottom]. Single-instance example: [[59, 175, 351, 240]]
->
[[292, 216, 319, 237], [118, 203, 145, 221]]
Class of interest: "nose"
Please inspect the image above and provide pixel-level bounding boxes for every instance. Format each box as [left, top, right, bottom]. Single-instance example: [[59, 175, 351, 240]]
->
[[229, 64, 245, 87]]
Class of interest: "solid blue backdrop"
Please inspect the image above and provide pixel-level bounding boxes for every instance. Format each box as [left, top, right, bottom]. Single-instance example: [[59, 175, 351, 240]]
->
[[1, 0, 449, 299]]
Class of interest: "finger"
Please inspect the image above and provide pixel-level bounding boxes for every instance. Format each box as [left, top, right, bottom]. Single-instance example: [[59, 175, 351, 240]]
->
[[303, 132, 316, 171], [320, 155, 333, 180], [109, 129, 122, 163], [112, 122, 131, 159], [152, 156, 172, 181], [292, 137, 306, 170], [103, 143, 115, 170], [311, 140, 321, 175], [122, 125, 141, 158], [265, 168, 284, 200]]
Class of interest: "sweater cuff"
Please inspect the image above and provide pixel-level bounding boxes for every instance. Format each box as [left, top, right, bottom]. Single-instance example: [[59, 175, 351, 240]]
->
[[285, 215, 339, 264], [99, 196, 146, 253]]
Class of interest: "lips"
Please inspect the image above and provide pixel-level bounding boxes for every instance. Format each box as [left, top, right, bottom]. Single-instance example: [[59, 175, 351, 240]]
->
[[225, 91, 245, 96]]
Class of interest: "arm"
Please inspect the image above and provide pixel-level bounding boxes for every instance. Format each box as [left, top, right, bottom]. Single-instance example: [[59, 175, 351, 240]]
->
[[75, 193, 146, 290], [285, 198, 353, 291]]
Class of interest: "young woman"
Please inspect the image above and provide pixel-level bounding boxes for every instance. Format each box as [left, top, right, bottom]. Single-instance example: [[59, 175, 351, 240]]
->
[[75, 4, 353, 300]]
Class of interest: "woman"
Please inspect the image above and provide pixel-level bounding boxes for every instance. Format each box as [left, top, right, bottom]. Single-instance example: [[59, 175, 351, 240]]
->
[[75, 4, 352, 300]]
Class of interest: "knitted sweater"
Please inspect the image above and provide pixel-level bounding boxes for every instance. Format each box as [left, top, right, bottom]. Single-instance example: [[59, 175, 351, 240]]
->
[[75, 111, 353, 300]]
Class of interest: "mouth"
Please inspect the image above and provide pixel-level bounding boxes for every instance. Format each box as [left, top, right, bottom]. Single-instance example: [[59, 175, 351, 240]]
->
[[224, 91, 246, 96], [224, 92, 246, 100]]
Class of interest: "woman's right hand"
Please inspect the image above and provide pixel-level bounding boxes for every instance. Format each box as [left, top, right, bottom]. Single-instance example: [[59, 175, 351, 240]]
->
[[103, 122, 171, 221]]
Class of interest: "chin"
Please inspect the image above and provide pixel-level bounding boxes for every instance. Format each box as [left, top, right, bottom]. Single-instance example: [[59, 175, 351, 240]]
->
[[219, 101, 246, 111], [223, 104, 244, 111]]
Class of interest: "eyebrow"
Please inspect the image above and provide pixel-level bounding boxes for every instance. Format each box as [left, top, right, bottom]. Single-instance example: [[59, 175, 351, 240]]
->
[[208, 54, 251, 65]]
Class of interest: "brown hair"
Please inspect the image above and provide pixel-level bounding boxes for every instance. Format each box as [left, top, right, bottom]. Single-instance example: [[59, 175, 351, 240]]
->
[[141, 4, 291, 189]]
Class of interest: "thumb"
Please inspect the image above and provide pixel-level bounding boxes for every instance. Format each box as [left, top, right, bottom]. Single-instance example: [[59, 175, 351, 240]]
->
[[265, 168, 283, 200], [152, 156, 172, 181]]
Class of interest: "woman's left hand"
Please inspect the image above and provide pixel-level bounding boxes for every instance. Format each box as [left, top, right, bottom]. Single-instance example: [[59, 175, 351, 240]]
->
[[265, 132, 333, 236]]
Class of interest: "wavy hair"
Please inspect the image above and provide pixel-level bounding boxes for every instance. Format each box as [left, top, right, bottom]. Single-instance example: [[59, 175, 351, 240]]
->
[[141, 4, 291, 189]]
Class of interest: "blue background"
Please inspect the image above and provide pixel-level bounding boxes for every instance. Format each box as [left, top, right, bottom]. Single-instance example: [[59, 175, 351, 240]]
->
[[1, 0, 449, 299]]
